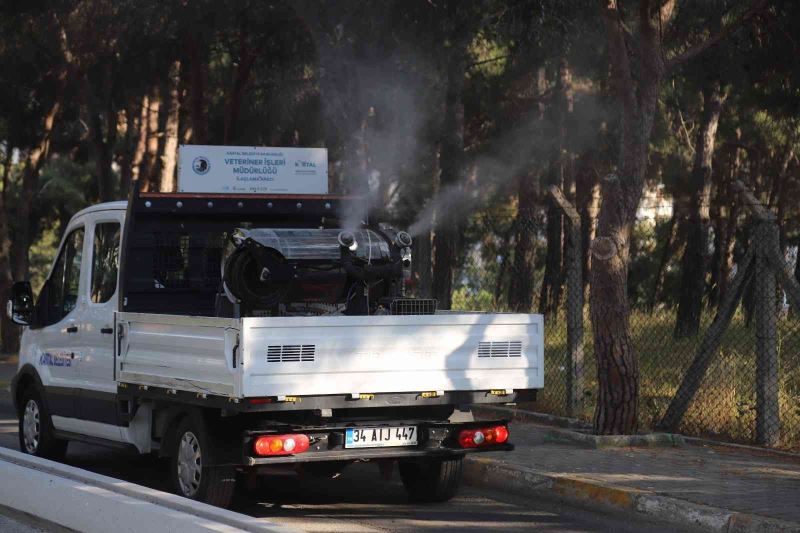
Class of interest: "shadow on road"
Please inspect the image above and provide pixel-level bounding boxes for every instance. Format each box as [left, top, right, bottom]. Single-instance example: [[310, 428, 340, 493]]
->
[[0, 399, 677, 532]]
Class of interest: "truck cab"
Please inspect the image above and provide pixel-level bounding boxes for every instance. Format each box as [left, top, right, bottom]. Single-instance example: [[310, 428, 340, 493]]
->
[[13, 202, 125, 433], [8, 190, 543, 508]]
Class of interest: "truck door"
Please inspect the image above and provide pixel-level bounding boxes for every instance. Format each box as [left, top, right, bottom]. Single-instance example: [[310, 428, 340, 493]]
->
[[31, 225, 87, 420], [73, 214, 123, 425]]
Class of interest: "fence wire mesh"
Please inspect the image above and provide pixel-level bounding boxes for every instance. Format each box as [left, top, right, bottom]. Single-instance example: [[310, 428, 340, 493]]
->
[[440, 212, 800, 454]]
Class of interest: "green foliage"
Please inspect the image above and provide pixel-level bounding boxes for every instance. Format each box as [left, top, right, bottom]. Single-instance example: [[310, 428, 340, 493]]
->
[[1, 0, 799, 319]]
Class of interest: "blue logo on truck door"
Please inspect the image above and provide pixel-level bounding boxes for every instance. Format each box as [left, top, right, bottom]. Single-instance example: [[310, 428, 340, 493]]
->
[[39, 351, 73, 367]]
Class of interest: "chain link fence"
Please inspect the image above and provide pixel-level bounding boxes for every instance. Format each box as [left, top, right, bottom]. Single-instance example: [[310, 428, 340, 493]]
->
[[519, 308, 800, 453], [440, 204, 800, 454]]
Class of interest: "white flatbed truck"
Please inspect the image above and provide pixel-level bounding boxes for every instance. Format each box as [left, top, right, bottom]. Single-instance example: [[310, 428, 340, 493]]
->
[[8, 188, 543, 508]]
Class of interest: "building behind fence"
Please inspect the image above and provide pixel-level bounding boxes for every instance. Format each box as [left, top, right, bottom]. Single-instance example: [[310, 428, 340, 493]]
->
[[442, 180, 800, 454]]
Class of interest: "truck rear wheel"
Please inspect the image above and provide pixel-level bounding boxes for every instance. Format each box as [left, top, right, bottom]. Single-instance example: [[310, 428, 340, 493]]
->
[[169, 415, 236, 508], [18, 388, 68, 461], [398, 456, 463, 503]]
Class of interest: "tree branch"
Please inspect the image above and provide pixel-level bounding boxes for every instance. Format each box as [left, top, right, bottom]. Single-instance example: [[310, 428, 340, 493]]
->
[[658, 0, 677, 28], [677, 107, 696, 156], [468, 55, 510, 70], [664, 0, 768, 73]]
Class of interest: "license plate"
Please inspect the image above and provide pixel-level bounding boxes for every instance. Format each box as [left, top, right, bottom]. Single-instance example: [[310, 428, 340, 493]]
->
[[345, 426, 418, 449]]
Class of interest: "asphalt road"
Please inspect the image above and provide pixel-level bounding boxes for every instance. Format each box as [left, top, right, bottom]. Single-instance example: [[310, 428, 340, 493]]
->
[[0, 369, 678, 532]]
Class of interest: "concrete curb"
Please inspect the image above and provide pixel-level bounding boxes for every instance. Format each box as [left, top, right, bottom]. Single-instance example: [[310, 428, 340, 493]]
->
[[0, 447, 298, 533], [471, 404, 591, 429], [544, 427, 685, 448], [463, 456, 800, 533]]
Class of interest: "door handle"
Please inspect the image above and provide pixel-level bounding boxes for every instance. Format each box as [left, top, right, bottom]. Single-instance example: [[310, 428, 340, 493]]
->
[[101, 327, 114, 334], [66, 325, 78, 333]]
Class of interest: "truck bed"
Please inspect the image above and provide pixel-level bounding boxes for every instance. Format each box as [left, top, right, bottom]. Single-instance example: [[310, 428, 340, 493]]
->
[[115, 312, 543, 402]]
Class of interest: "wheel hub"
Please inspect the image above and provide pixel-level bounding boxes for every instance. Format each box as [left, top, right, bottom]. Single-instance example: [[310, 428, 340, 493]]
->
[[176, 431, 202, 497], [22, 399, 40, 454]]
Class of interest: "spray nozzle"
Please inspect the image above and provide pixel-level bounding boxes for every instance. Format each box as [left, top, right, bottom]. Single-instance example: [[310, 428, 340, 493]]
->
[[401, 247, 412, 268], [337, 231, 358, 252], [395, 231, 413, 248]]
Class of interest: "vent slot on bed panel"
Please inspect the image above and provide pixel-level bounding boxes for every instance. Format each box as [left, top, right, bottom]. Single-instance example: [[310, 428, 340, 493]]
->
[[267, 344, 315, 362], [477, 341, 522, 358]]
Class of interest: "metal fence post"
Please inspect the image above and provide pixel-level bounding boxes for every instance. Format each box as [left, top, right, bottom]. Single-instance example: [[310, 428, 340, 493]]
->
[[754, 218, 780, 446], [657, 246, 754, 431], [549, 186, 584, 417]]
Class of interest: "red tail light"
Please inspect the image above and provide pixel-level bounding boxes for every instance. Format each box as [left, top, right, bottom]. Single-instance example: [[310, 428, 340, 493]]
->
[[493, 425, 509, 444], [253, 434, 310, 456], [458, 425, 509, 448]]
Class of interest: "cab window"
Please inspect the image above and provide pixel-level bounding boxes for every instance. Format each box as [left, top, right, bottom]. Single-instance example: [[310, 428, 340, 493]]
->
[[45, 227, 85, 325], [91, 222, 120, 303]]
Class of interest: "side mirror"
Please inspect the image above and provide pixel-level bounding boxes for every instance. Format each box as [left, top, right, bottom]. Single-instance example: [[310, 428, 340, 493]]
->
[[7, 281, 34, 326]]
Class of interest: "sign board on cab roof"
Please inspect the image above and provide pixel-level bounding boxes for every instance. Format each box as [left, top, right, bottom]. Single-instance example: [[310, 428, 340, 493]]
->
[[178, 144, 328, 194]]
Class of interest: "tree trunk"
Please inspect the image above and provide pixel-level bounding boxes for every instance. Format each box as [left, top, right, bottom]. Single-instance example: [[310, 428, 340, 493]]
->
[[153, 79, 169, 191], [86, 62, 117, 203], [14, 161, 40, 281], [131, 93, 149, 184], [719, 206, 740, 305], [592, 0, 664, 435], [160, 60, 181, 192], [591, 175, 642, 435], [509, 66, 546, 312], [539, 60, 572, 315], [185, 33, 209, 145], [432, 49, 466, 310], [539, 164, 563, 315], [709, 179, 736, 308], [649, 212, 677, 310], [0, 147, 19, 353], [771, 143, 794, 252], [555, 59, 574, 311], [508, 174, 538, 312], [119, 100, 137, 196], [576, 160, 600, 300], [708, 177, 724, 307], [223, 29, 256, 145], [139, 83, 161, 191], [675, 80, 726, 338], [712, 138, 743, 306]]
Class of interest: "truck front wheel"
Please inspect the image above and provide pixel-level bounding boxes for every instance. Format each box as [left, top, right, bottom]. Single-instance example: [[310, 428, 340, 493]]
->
[[169, 415, 236, 508], [398, 456, 463, 503], [18, 388, 68, 461]]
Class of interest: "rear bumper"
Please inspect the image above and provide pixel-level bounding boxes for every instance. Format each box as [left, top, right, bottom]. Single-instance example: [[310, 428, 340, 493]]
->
[[119, 383, 537, 413], [238, 389, 538, 412], [245, 443, 513, 465], [242, 419, 513, 466]]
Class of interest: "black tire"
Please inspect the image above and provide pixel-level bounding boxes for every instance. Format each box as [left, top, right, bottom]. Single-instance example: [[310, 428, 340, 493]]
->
[[168, 414, 236, 508], [18, 387, 68, 461], [398, 456, 463, 503]]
